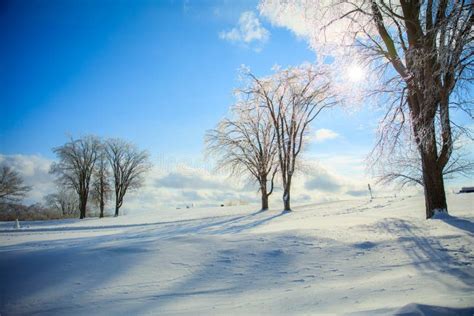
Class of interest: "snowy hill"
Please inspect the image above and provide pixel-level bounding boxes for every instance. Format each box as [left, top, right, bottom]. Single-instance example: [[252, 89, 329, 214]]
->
[[0, 194, 473, 315]]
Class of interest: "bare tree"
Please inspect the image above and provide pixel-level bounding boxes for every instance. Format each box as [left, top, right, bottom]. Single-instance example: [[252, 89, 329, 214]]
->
[[105, 139, 150, 217], [260, 0, 473, 218], [206, 100, 278, 211], [50, 136, 101, 219], [44, 188, 79, 217], [92, 149, 111, 218], [0, 165, 31, 202], [243, 64, 338, 211], [374, 129, 474, 188]]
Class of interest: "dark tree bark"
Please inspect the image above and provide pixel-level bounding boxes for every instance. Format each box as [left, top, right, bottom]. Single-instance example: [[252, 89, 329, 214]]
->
[[261, 193, 269, 211], [79, 195, 87, 219], [258, 170, 276, 211], [99, 196, 105, 218], [283, 187, 291, 212]]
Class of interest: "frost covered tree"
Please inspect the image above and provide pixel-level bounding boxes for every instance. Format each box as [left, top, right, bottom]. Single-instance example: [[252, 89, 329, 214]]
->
[[374, 128, 474, 188], [0, 165, 31, 202], [92, 149, 111, 218], [206, 100, 278, 211], [50, 136, 101, 219], [260, 0, 473, 218], [242, 65, 338, 211], [105, 138, 150, 217], [44, 188, 79, 217]]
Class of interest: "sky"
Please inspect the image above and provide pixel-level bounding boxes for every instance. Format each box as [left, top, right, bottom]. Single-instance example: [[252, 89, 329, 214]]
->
[[0, 0, 472, 211]]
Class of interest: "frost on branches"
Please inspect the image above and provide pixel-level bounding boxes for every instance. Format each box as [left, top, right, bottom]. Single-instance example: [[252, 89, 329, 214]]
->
[[260, 0, 473, 218]]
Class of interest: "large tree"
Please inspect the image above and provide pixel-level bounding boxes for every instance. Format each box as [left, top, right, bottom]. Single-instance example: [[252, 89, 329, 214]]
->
[[105, 138, 150, 217], [244, 64, 338, 211], [0, 165, 31, 202], [50, 136, 101, 219], [260, 0, 473, 218], [206, 100, 278, 211]]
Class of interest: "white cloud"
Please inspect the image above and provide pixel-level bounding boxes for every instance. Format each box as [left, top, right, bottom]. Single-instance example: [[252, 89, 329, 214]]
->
[[219, 11, 269, 51], [155, 171, 230, 190], [259, 1, 309, 38], [0, 154, 55, 204], [0, 153, 397, 213], [122, 164, 258, 212], [259, 0, 374, 56], [311, 128, 339, 143]]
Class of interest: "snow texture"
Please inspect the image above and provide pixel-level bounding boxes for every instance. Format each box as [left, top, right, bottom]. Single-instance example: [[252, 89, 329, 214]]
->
[[0, 194, 473, 315]]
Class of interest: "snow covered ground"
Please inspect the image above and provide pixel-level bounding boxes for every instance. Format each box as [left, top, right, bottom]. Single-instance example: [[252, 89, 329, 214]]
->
[[1, 193, 473, 315]]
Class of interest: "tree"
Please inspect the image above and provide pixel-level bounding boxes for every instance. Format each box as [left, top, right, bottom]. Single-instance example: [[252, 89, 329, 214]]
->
[[206, 100, 278, 211], [44, 188, 79, 217], [374, 129, 474, 188], [105, 139, 150, 217], [243, 64, 338, 211], [260, 0, 473, 218], [50, 136, 101, 219], [0, 165, 31, 202], [92, 149, 111, 218]]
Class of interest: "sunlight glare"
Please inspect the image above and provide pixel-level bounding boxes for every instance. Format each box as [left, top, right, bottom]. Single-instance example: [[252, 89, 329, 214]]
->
[[347, 64, 366, 82]]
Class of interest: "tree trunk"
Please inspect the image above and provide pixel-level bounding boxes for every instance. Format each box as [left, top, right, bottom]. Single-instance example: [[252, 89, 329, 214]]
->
[[260, 180, 269, 211], [79, 195, 87, 219], [261, 192, 269, 211], [283, 186, 291, 211], [420, 150, 448, 219], [99, 200, 104, 218], [114, 191, 120, 217]]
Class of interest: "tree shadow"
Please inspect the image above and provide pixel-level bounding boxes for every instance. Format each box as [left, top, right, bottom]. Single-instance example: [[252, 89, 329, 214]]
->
[[435, 215, 474, 236], [374, 218, 474, 288], [0, 235, 146, 315], [0, 215, 248, 234], [0, 222, 314, 315], [393, 303, 474, 316], [0, 208, 294, 313], [115, 232, 316, 315], [350, 303, 474, 315], [214, 210, 289, 234]]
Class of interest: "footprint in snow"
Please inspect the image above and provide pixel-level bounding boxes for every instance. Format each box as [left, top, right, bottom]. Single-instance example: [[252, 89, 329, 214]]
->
[[265, 249, 284, 257], [292, 279, 305, 283]]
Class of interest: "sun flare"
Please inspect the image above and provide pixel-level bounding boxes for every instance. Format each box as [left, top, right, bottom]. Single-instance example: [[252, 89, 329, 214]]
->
[[346, 64, 366, 82]]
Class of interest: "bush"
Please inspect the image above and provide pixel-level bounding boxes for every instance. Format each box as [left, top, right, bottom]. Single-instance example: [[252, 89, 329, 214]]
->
[[0, 202, 77, 221]]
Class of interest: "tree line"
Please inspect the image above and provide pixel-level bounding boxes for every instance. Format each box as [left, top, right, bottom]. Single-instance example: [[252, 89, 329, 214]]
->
[[0, 136, 150, 219]]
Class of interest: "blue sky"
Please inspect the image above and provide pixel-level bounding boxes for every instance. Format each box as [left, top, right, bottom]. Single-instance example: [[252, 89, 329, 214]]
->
[[1, 0, 471, 209], [0, 0, 379, 160]]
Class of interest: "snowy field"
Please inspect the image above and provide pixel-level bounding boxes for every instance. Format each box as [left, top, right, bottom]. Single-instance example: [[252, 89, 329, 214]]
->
[[0, 194, 473, 315]]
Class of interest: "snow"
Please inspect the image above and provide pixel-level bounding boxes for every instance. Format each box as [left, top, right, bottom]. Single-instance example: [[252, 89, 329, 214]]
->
[[432, 209, 451, 219], [0, 193, 473, 315]]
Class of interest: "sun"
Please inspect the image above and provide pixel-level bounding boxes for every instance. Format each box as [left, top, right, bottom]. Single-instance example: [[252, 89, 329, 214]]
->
[[346, 64, 366, 82]]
